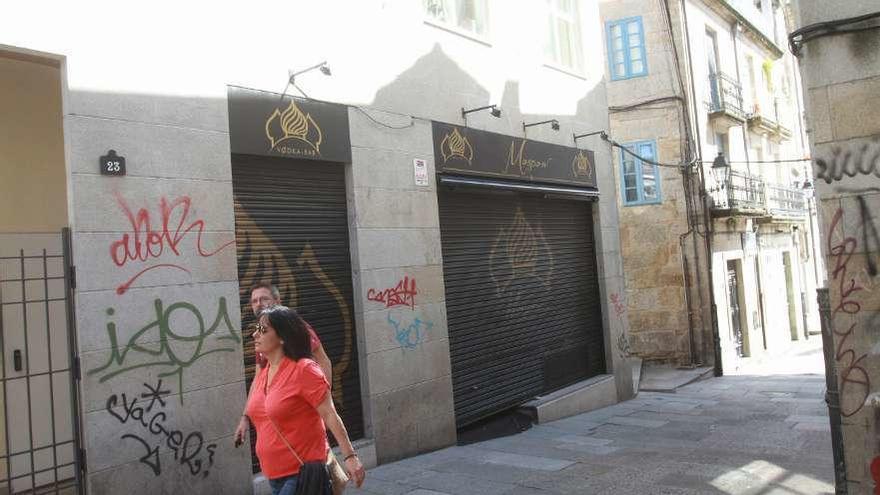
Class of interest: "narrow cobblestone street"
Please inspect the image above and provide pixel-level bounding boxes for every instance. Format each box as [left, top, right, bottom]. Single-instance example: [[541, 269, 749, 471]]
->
[[358, 339, 833, 494]]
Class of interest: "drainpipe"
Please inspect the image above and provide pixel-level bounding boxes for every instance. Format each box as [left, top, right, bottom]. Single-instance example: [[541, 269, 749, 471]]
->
[[681, 0, 722, 375], [817, 288, 847, 493]]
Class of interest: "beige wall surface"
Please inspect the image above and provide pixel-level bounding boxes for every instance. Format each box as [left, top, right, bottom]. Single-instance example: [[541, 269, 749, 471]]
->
[[793, 0, 880, 493], [0, 52, 68, 232]]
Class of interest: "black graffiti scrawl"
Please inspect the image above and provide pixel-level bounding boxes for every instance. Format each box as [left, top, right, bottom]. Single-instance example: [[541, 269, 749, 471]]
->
[[106, 380, 216, 478]]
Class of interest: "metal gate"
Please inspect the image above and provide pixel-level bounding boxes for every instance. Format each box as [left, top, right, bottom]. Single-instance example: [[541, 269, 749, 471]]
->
[[231, 154, 363, 473], [438, 190, 605, 427], [0, 230, 83, 494]]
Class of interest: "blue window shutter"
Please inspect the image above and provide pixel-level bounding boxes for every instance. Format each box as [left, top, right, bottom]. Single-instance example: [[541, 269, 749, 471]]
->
[[621, 140, 661, 206], [607, 17, 648, 80]]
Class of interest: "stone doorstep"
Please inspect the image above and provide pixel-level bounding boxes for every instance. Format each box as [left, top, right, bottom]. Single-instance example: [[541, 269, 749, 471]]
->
[[519, 374, 618, 424], [252, 438, 377, 495], [639, 365, 714, 393]]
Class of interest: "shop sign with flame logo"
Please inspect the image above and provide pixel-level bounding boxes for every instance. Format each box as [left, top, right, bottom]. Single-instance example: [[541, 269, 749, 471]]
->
[[228, 87, 351, 163], [265, 100, 323, 157], [571, 150, 593, 180], [432, 121, 597, 189], [439, 127, 474, 166]]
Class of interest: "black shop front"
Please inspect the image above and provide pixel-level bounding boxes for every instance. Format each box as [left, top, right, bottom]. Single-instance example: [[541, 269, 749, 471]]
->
[[432, 122, 606, 427]]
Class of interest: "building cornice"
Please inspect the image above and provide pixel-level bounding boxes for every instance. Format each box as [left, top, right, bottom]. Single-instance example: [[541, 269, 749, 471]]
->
[[703, 0, 786, 59]]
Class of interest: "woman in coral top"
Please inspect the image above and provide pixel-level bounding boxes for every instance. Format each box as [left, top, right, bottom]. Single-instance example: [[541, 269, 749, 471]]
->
[[243, 305, 365, 495]]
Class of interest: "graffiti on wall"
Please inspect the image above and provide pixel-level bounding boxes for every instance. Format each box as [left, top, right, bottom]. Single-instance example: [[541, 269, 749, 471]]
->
[[88, 297, 241, 401], [610, 292, 632, 360], [367, 276, 418, 309], [827, 207, 871, 417], [814, 137, 880, 185], [387, 313, 433, 350], [106, 380, 216, 477], [110, 194, 235, 294]]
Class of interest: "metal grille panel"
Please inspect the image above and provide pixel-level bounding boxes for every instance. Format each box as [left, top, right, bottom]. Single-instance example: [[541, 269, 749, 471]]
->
[[438, 190, 605, 427], [231, 155, 363, 473]]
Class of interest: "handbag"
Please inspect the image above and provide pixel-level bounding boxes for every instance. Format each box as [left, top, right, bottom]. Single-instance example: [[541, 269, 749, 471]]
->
[[268, 418, 347, 495]]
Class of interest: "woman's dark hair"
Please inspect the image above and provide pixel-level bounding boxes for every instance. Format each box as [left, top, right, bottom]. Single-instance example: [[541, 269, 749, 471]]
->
[[261, 305, 313, 361]]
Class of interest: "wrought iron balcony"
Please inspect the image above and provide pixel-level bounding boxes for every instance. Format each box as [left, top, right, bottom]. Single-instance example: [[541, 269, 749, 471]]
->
[[710, 171, 808, 221], [765, 183, 806, 219], [747, 97, 792, 142], [710, 169, 766, 215], [706, 72, 747, 128]]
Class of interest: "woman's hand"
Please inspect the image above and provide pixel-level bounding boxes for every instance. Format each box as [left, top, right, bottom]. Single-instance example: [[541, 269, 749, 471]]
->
[[344, 455, 365, 488], [233, 416, 249, 448]]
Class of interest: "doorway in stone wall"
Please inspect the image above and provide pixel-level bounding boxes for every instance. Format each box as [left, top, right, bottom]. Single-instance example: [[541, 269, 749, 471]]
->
[[0, 47, 84, 495]]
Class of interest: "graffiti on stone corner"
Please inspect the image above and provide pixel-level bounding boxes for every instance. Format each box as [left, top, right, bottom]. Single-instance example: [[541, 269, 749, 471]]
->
[[610, 292, 632, 360], [827, 207, 871, 417], [106, 380, 216, 478], [387, 313, 433, 350], [814, 137, 880, 184], [110, 193, 235, 295], [367, 276, 418, 309], [88, 297, 241, 402]]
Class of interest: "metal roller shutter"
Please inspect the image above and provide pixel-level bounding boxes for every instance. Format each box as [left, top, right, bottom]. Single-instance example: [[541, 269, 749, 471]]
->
[[439, 189, 606, 427], [232, 154, 363, 472]]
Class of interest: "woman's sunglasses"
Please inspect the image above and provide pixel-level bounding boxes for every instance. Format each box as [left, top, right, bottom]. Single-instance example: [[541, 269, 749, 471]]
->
[[254, 322, 269, 336]]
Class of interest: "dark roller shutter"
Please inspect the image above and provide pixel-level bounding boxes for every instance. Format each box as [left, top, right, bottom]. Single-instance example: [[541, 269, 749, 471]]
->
[[232, 154, 363, 473], [439, 189, 605, 427]]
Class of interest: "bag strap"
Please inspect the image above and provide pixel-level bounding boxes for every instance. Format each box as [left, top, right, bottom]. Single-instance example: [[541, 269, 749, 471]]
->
[[268, 417, 304, 466]]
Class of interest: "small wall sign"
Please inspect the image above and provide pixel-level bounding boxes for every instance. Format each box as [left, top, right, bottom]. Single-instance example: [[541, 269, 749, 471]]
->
[[414, 158, 429, 186], [99, 150, 126, 176]]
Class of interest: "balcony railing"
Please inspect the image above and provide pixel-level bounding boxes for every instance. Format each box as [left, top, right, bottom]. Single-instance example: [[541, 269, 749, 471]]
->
[[710, 170, 807, 220], [766, 183, 806, 218], [706, 72, 747, 123], [747, 97, 792, 141]]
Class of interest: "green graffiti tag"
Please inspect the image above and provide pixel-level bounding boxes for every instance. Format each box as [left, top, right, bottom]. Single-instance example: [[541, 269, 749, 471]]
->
[[89, 297, 241, 402]]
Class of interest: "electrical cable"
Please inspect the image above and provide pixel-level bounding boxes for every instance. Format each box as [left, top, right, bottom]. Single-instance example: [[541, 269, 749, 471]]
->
[[789, 10, 880, 55], [351, 106, 415, 129]]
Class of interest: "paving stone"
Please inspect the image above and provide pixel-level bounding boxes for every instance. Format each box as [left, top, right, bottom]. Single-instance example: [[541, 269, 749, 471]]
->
[[365, 349, 833, 495]]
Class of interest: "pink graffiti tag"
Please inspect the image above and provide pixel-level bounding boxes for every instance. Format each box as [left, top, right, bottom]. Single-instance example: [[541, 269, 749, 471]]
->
[[110, 194, 234, 294], [827, 207, 871, 417], [367, 277, 418, 309], [610, 292, 626, 318]]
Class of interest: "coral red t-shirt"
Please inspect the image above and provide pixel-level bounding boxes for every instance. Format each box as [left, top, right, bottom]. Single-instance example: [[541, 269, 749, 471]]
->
[[246, 357, 330, 479], [255, 322, 321, 368]]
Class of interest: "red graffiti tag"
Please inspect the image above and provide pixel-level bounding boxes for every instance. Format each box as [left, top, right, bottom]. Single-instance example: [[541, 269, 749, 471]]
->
[[872, 456, 880, 495], [367, 277, 417, 309], [110, 194, 234, 294], [828, 207, 871, 417], [610, 292, 626, 318]]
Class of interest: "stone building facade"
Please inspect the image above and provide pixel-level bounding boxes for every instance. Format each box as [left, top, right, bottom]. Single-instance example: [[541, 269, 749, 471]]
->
[[790, 0, 880, 492], [599, 0, 822, 371], [0, 1, 632, 493]]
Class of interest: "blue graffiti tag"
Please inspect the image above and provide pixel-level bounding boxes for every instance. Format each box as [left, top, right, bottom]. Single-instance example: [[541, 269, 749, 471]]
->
[[387, 313, 433, 350]]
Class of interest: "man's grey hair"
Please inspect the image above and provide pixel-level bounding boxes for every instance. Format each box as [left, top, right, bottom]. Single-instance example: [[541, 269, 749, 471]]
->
[[250, 282, 281, 300]]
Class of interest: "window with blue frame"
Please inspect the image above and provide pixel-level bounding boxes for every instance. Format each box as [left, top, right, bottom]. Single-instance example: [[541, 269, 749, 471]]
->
[[620, 141, 661, 206], [607, 17, 648, 80]]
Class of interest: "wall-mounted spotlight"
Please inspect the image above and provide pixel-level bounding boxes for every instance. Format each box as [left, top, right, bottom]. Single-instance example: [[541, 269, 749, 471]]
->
[[523, 119, 560, 132], [282, 61, 332, 99], [573, 130, 608, 143], [462, 104, 502, 120]]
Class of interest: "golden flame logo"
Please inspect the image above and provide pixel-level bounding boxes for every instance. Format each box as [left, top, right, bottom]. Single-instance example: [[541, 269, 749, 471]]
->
[[489, 207, 554, 293], [571, 150, 593, 179], [265, 100, 323, 154], [440, 128, 474, 165]]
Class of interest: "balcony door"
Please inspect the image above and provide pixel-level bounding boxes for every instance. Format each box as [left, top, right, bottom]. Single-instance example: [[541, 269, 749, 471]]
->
[[706, 30, 720, 109]]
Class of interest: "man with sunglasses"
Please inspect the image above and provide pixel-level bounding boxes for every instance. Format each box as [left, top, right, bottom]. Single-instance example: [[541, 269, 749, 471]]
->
[[234, 282, 333, 447]]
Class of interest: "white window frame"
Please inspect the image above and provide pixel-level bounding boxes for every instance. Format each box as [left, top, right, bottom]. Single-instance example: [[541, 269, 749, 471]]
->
[[545, 0, 585, 75], [424, 0, 491, 44]]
